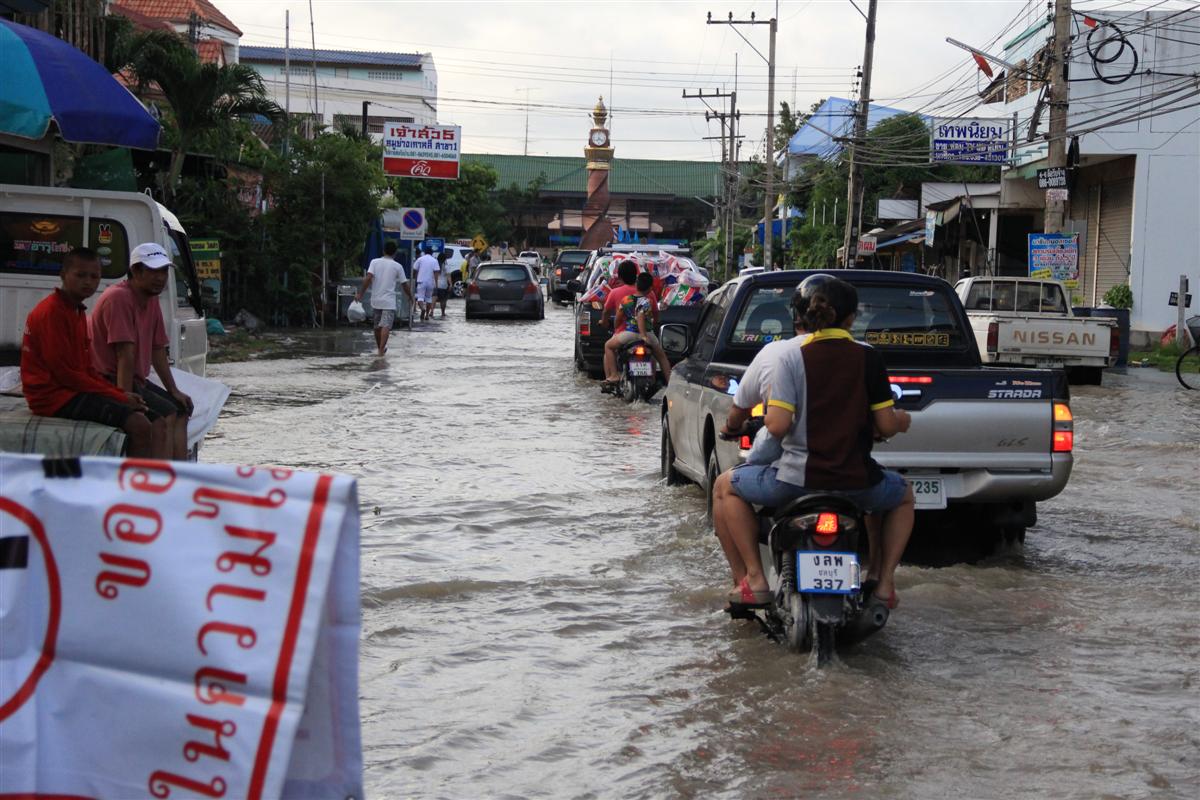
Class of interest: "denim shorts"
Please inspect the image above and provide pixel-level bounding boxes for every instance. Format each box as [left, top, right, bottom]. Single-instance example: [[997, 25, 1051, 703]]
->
[[729, 464, 908, 514]]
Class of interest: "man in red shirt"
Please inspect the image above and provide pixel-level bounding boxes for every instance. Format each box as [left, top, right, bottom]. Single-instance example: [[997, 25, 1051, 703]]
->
[[90, 242, 193, 461], [20, 248, 154, 457]]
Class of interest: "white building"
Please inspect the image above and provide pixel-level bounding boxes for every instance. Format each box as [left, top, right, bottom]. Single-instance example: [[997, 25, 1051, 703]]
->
[[240, 46, 438, 136], [984, 7, 1199, 335]]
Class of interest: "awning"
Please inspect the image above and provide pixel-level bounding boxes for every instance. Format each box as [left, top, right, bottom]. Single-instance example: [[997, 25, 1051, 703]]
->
[[876, 231, 925, 250]]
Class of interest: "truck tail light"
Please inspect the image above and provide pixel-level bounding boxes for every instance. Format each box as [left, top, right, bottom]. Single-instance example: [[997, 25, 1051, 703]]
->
[[986, 322, 998, 353], [1109, 326, 1120, 359], [1052, 402, 1073, 452], [578, 315, 590, 337], [556, 268, 563, 277]]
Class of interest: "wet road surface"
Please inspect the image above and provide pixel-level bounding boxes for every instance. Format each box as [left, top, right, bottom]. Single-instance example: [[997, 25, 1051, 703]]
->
[[205, 301, 1199, 799]]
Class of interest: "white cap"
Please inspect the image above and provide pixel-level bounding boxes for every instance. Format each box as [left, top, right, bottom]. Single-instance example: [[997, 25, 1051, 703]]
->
[[130, 242, 171, 269]]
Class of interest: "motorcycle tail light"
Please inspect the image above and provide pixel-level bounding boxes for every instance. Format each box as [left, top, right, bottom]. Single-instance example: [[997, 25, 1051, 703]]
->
[[739, 434, 752, 450], [816, 513, 839, 534], [633, 345, 647, 357], [986, 322, 998, 353]]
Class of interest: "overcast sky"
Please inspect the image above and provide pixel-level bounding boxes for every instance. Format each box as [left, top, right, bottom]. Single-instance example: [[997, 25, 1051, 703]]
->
[[226, 0, 1185, 162]]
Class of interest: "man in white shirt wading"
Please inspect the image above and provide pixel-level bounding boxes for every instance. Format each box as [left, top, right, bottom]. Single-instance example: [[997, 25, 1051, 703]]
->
[[357, 240, 412, 356], [412, 245, 441, 322]]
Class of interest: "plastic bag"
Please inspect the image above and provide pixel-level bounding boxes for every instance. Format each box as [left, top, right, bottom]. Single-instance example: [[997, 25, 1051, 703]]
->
[[347, 299, 366, 323]]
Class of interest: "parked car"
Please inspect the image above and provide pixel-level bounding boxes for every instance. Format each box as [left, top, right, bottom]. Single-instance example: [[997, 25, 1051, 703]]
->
[[518, 250, 542, 274], [660, 269, 1074, 544], [955, 276, 1118, 385], [548, 249, 592, 303], [466, 261, 545, 320], [572, 251, 703, 378]]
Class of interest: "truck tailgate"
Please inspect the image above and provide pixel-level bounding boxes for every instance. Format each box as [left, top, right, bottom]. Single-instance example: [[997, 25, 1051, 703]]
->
[[875, 368, 1061, 470], [996, 316, 1113, 360]]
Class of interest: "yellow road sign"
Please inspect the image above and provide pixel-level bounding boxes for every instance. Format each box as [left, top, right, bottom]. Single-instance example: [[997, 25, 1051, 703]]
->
[[471, 234, 488, 252]]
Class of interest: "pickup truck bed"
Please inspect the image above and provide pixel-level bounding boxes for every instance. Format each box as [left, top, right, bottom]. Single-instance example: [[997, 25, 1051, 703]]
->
[[662, 270, 1073, 534]]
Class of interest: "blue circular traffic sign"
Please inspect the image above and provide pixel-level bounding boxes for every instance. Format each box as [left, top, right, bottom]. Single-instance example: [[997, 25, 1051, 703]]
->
[[402, 209, 424, 230]]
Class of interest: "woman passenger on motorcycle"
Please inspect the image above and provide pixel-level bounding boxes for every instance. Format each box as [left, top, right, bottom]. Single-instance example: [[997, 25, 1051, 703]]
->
[[712, 275, 914, 609]]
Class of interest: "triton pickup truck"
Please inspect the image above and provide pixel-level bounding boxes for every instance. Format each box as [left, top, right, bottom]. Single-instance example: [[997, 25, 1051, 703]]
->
[[955, 276, 1117, 385], [660, 270, 1074, 542]]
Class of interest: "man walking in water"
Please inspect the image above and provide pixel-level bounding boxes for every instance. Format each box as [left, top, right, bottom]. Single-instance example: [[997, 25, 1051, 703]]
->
[[413, 245, 440, 321], [357, 240, 411, 356]]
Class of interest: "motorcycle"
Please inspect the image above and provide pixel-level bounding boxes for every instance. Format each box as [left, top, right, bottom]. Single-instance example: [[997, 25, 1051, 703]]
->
[[720, 425, 890, 665], [616, 340, 660, 403]]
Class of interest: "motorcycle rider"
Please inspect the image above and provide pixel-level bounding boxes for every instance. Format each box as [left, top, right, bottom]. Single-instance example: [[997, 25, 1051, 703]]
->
[[712, 275, 914, 609], [603, 271, 671, 391]]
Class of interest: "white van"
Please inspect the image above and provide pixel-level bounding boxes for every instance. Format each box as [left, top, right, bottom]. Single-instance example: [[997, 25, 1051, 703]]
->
[[0, 184, 208, 376]]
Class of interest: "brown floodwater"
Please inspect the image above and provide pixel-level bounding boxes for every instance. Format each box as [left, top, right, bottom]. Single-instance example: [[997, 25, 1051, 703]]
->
[[204, 302, 1200, 799]]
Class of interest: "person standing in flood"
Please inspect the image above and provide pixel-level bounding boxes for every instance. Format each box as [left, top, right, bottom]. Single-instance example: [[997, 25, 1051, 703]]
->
[[413, 245, 440, 322], [435, 249, 450, 318], [357, 240, 411, 356]]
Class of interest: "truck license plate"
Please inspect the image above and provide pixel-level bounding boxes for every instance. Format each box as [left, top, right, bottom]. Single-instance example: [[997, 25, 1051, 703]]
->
[[797, 551, 860, 594], [628, 361, 653, 376], [910, 477, 946, 509]]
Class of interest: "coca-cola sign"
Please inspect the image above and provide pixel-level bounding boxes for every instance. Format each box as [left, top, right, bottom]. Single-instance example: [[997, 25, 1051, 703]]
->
[[383, 123, 461, 180]]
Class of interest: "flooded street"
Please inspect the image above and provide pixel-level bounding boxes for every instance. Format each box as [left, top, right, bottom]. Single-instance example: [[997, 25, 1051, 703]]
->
[[204, 302, 1200, 800]]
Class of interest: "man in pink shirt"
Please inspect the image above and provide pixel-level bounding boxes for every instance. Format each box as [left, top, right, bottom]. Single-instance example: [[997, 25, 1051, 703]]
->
[[90, 242, 193, 460]]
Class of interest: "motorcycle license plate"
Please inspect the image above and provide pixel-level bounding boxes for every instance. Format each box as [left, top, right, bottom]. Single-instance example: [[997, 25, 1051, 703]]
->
[[910, 477, 946, 510], [628, 361, 653, 377], [797, 551, 860, 594]]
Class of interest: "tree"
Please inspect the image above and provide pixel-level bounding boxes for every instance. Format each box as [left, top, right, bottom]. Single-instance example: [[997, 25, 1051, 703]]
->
[[388, 162, 506, 241], [125, 33, 281, 197]]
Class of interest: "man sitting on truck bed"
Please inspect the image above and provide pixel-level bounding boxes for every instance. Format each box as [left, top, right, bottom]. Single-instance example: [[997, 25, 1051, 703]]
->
[[90, 243, 193, 460], [20, 248, 155, 457]]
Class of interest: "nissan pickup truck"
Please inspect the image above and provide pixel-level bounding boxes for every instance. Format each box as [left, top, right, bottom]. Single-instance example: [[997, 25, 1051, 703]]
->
[[660, 270, 1074, 540], [955, 276, 1117, 385]]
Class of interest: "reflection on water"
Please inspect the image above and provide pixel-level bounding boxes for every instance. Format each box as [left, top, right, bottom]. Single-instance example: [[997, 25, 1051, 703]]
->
[[206, 307, 1200, 799]]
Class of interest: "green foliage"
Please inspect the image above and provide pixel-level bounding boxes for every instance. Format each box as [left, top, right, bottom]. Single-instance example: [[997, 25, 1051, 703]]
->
[[1102, 282, 1133, 309], [389, 162, 505, 241]]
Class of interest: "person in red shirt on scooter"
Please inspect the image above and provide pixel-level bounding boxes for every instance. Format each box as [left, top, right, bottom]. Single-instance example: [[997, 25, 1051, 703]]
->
[[20, 248, 154, 457]]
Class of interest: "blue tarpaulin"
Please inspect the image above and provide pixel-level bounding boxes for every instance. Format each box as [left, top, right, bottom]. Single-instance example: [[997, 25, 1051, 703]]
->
[[787, 97, 916, 159]]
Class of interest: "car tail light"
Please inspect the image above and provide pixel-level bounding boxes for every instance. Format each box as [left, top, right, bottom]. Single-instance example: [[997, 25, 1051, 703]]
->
[[1109, 326, 1120, 359], [816, 513, 839, 534], [633, 345, 647, 357], [524, 282, 537, 295], [1052, 402, 1073, 452], [467, 282, 480, 300], [556, 268, 563, 277], [986, 322, 998, 353], [739, 435, 753, 450]]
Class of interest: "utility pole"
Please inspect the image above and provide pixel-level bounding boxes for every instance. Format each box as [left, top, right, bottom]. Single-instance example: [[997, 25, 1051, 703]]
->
[[708, 8, 778, 267], [284, 10, 290, 156], [685, 87, 738, 277], [842, 0, 878, 267], [516, 88, 535, 156], [361, 100, 370, 139], [308, 0, 319, 137], [1044, 0, 1071, 234]]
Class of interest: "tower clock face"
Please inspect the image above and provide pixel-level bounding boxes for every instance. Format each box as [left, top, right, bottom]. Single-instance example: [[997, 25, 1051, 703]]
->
[[590, 130, 609, 147]]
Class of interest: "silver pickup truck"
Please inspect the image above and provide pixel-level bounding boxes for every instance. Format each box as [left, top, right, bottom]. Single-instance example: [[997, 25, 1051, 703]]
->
[[660, 270, 1074, 541]]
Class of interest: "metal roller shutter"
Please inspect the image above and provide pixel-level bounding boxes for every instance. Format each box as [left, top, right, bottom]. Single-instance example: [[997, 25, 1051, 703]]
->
[[1089, 177, 1133, 306]]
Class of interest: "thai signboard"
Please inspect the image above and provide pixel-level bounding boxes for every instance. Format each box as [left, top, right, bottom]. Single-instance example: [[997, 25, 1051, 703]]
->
[[1028, 232, 1080, 288], [858, 235, 878, 256], [930, 117, 1012, 165], [1037, 167, 1069, 189], [383, 123, 461, 180], [0, 454, 362, 798]]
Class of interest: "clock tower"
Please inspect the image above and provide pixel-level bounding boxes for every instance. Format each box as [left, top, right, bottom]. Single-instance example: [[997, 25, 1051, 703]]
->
[[579, 96, 616, 250]]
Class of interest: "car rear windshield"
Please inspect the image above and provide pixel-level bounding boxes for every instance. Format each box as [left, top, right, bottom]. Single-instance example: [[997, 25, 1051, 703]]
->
[[557, 251, 590, 266], [728, 282, 968, 350], [477, 266, 529, 282]]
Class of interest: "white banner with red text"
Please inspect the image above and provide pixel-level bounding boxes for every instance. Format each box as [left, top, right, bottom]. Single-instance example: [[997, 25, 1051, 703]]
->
[[0, 453, 361, 799], [382, 122, 461, 180]]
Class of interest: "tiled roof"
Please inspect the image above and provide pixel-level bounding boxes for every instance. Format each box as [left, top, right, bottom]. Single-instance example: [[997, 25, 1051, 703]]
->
[[239, 46, 424, 68], [115, 0, 242, 36], [461, 153, 732, 198], [195, 38, 224, 65], [108, 3, 175, 31]]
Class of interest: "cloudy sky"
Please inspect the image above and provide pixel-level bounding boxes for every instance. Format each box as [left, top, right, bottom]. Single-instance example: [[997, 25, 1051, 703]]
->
[[226, 0, 1182, 161]]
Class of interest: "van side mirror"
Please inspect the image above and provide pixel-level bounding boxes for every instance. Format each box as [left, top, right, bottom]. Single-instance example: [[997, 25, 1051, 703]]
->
[[660, 323, 691, 360]]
